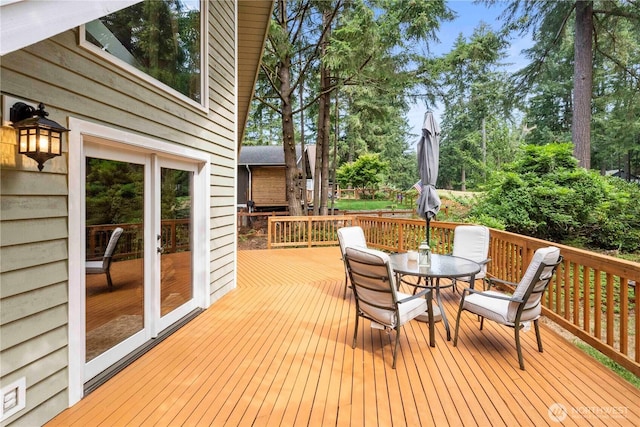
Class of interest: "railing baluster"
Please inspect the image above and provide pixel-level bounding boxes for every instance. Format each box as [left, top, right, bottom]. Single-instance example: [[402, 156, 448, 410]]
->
[[620, 278, 628, 355], [606, 273, 615, 347], [583, 266, 591, 334], [594, 269, 602, 339]]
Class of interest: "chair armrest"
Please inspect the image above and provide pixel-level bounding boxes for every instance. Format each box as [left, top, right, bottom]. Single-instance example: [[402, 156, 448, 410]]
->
[[478, 258, 491, 267], [398, 287, 431, 304], [461, 287, 523, 303], [486, 276, 517, 289]]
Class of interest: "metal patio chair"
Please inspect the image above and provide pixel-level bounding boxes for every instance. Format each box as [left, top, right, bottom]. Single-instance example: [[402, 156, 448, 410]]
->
[[337, 226, 368, 299], [86, 227, 123, 291], [453, 246, 562, 370], [450, 225, 491, 292], [345, 246, 435, 369]]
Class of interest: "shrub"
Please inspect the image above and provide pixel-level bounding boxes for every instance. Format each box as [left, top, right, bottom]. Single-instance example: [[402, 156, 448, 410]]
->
[[470, 143, 640, 252]]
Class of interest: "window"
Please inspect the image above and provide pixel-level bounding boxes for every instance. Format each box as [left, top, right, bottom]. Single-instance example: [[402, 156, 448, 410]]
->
[[84, 0, 203, 103]]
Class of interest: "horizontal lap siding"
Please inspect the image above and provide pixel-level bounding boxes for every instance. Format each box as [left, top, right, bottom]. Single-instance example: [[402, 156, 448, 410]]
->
[[208, 2, 237, 298], [0, 159, 69, 425], [0, 2, 239, 425]]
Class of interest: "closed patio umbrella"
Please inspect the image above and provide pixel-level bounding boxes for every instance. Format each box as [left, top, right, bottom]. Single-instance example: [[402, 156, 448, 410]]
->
[[416, 111, 441, 244]]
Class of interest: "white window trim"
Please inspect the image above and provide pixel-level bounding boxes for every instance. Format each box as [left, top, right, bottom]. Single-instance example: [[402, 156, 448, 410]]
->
[[67, 117, 211, 405], [78, 1, 209, 112]]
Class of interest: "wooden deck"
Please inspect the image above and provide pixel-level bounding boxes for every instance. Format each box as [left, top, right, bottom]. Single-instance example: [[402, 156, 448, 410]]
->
[[49, 247, 640, 426]]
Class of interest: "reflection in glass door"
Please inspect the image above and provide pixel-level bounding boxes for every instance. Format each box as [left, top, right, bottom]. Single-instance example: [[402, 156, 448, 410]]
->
[[85, 157, 145, 362], [159, 167, 193, 317]]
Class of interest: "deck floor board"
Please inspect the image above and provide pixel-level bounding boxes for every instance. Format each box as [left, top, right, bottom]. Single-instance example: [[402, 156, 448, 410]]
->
[[48, 247, 640, 426]]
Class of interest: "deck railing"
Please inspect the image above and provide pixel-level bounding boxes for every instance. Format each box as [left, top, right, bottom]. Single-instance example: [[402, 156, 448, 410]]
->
[[267, 215, 356, 248], [86, 219, 190, 260], [267, 214, 640, 376]]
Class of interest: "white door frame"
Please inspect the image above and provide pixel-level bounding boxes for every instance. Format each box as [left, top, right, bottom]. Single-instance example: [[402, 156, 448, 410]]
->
[[67, 118, 211, 405]]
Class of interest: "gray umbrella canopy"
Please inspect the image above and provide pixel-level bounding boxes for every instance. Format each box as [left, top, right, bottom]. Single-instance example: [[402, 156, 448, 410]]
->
[[416, 111, 441, 242]]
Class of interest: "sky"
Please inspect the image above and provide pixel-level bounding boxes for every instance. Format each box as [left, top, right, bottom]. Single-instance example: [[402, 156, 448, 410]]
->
[[406, 0, 532, 146]]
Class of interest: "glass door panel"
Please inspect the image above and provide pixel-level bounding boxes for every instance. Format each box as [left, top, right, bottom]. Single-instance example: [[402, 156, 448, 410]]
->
[[85, 157, 145, 362], [160, 167, 193, 317]]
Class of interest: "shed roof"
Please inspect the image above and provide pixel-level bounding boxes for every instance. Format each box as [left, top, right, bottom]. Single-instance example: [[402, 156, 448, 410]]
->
[[239, 145, 302, 166]]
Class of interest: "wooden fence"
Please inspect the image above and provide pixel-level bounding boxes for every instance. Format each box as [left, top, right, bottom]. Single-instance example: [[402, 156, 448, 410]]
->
[[267, 215, 640, 376]]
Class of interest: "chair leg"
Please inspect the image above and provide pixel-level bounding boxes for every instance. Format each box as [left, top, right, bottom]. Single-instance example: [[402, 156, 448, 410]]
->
[[515, 325, 525, 370], [427, 290, 435, 347], [479, 316, 484, 330], [106, 271, 114, 291], [352, 314, 359, 349], [453, 307, 463, 347], [534, 319, 543, 352], [343, 271, 348, 299], [392, 327, 400, 369]]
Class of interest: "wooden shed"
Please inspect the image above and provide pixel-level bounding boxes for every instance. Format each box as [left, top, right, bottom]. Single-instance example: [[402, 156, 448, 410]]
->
[[238, 145, 312, 210]]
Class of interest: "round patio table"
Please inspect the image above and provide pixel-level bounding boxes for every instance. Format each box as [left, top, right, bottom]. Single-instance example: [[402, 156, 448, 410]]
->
[[389, 253, 481, 341]]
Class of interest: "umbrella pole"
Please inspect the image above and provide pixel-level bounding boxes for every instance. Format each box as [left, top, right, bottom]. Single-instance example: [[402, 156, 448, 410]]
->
[[426, 218, 430, 244]]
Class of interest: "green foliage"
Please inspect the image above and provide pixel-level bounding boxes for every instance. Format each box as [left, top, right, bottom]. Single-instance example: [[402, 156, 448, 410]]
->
[[89, 0, 201, 102], [161, 169, 191, 220], [336, 153, 389, 196], [496, 0, 640, 174], [86, 158, 144, 225], [471, 143, 640, 252], [421, 24, 522, 190]]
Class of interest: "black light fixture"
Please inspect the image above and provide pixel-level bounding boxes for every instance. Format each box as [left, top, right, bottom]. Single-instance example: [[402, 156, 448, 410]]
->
[[10, 102, 69, 171]]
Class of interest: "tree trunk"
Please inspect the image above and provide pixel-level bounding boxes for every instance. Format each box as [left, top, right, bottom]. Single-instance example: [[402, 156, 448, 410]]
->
[[314, 70, 331, 215], [320, 105, 330, 215], [299, 51, 307, 213], [572, 0, 593, 169], [481, 117, 487, 182], [313, 123, 323, 215], [314, 7, 332, 216], [278, 1, 303, 216], [330, 90, 339, 213]]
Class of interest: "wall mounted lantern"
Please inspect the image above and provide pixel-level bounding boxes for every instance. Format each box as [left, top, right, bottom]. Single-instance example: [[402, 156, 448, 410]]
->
[[10, 102, 69, 171]]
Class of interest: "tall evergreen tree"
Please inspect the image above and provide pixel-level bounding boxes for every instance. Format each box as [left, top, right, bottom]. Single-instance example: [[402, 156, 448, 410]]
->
[[489, 0, 640, 169]]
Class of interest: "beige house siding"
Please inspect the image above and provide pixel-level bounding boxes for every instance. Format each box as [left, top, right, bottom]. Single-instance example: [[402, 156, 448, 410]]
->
[[0, 1, 244, 425], [0, 162, 70, 426], [207, 2, 237, 300]]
